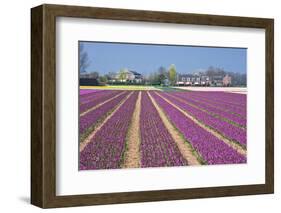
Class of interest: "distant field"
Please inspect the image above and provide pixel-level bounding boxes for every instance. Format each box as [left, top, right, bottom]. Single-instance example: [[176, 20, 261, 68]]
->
[[79, 88, 247, 170], [176, 86, 247, 94], [80, 85, 161, 90], [80, 85, 247, 94]]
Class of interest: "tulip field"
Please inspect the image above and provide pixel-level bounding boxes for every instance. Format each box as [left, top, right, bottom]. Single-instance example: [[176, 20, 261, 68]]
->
[[79, 88, 247, 170]]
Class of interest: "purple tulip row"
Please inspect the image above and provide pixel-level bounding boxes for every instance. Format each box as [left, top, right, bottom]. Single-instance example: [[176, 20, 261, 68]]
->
[[80, 90, 109, 104], [182, 91, 247, 117], [158, 92, 247, 147], [188, 91, 246, 109], [79, 89, 98, 96], [80, 89, 116, 104], [79, 92, 139, 170], [214, 92, 246, 105], [80, 89, 106, 101], [170, 92, 247, 127], [181, 92, 247, 118], [79, 91, 129, 136], [80, 90, 120, 113], [140, 92, 188, 168], [191, 91, 246, 103], [151, 92, 246, 165]]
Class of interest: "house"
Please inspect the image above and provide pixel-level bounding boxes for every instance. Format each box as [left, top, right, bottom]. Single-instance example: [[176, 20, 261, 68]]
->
[[108, 69, 143, 84], [176, 73, 231, 87], [200, 75, 211, 86], [176, 74, 193, 86], [124, 70, 143, 83], [118, 69, 143, 83], [211, 75, 224, 86], [176, 74, 210, 86], [211, 75, 232, 86]]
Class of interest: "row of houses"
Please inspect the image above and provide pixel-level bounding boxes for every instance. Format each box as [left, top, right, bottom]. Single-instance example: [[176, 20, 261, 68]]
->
[[176, 74, 232, 86], [107, 70, 232, 86], [80, 69, 232, 86]]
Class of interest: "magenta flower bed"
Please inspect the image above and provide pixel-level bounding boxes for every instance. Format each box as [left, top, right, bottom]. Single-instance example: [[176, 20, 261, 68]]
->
[[159, 92, 247, 147], [80, 89, 98, 96], [140, 92, 187, 168], [79, 92, 129, 135], [151, 92, 246, 164], [197, 97, 247, 118], [80, 90, 107, 102], [80, 90, 116, 105], [187, 92, 247, 116], [171, 92, 247, 127], [79, 92, 138, 170], [186, 92, 247, 117], [80, 91, 119, 113], [192, 91, 246, 107]]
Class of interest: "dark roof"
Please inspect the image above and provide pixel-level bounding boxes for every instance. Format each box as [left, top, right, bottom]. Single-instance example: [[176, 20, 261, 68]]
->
[[80, 78, 99, 86], [179, 74, 193, 78], [129, 70, 142, 76], [213, 75, 223, 80]]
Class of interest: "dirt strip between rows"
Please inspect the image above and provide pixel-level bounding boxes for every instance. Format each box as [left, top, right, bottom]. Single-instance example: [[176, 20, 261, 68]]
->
[[122, 92, 142, 168], [155, 92, 247, 156], [80, 91, 126, 117], [148, 92, 201, 165], [80, 92, 133, 152]]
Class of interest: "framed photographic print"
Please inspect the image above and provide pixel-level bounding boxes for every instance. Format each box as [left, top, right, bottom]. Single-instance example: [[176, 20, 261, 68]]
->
[[31, 4, 274, 208]]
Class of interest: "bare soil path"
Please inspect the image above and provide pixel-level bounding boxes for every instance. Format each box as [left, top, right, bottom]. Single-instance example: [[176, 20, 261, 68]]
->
[[122, 92, 142, 168]]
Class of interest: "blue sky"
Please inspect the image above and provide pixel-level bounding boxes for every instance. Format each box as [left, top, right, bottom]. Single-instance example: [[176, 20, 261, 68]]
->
[[80, 41, 246, 76]]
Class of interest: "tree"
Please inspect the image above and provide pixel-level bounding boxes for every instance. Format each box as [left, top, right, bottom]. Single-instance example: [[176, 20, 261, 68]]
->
[[79, 43, 90, 73], [206, 66, 216, 77], [99, 75, 108, 83], [118, 68, 127, 82], [158, 66, 167, 85], [228, 72, 246, 86], [88, 71, 99, 79], [206, 66, 226, 77], [168, 64, 177, 85], [146, 72, 157, 85]]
